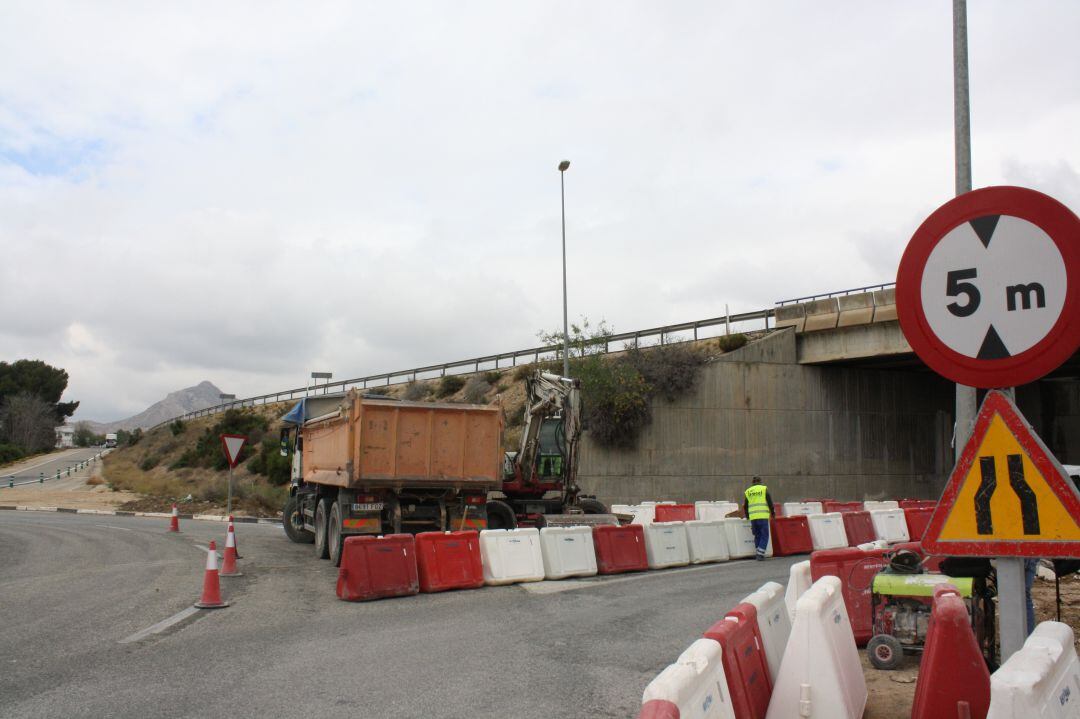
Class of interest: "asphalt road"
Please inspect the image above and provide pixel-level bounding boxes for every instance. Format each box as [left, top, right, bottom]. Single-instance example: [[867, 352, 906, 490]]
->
[[1, 447, 103, 486], [0, 512, 800, 718]]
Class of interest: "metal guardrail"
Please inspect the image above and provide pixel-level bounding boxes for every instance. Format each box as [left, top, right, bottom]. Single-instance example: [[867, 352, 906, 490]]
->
[[152, 307, 777, 428], [775, 282, 895, 307], [2, 453, 102, 489]]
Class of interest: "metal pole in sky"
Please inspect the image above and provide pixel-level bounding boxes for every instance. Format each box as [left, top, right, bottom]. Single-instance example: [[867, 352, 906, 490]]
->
[[559, 160, 571, 378], [953, 0, 1025, 661]]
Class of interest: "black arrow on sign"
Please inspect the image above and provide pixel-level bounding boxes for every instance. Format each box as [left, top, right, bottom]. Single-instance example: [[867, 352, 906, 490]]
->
[[970, 215, 1000, 248], [975, 456, 996, 535], [977, 325, 1011, 360]]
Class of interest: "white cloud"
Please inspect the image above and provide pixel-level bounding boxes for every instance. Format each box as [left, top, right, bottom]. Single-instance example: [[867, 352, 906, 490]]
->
[[1, 1, 1078, 420]]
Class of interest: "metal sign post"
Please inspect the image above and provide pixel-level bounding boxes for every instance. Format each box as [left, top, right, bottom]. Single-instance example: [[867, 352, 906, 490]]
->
[[220, 434, 248, 518]]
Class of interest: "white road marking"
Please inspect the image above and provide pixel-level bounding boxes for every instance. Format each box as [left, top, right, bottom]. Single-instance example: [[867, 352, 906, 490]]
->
[[94, 524, 133, 532], [518, 560, 763, 595], [118, 606, 201, 644], [193, 544, 222, 559]]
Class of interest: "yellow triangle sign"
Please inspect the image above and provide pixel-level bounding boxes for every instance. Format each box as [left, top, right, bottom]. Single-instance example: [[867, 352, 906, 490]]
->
[[923, 390, 1080, 557]]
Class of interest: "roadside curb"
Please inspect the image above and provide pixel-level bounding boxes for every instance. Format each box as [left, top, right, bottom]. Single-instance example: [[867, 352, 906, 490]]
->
[[0, 504, 281, 524]]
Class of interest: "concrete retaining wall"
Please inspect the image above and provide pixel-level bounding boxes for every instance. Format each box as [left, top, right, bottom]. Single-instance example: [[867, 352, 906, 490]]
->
[[578, 330, 954, 506]]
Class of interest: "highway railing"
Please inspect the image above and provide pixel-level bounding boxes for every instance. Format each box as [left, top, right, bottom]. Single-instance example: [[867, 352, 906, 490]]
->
[[152, 306, 777, 428], [775, 282, 895, 307], [2, 453, 103, 489]]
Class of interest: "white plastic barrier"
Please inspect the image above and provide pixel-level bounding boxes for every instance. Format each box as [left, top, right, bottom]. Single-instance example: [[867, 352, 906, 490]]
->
[[766, 575, 867, 719], [807, 512, 849, 550], [721, 518, 772, 559], [856, 540, 890, 551], [695, 501, 740, 521], [782, 501, 824, 517], [643, 522, 690, 569], [784, 560, 812, 623], [684, 519, 730, 564], [987, 621, 1080, 719], [870, 509, 910, 543], [743, 581, 791, 684], [629, 505, 656, 525], [539, 526, 597, 579], [642, 501, 676, 505], [641, 638, 737, 719], [863, 500, 899, 512], [479, 528, 545, 585]]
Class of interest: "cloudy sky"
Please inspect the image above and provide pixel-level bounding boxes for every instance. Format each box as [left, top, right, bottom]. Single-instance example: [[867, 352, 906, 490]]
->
[[2, 2, 1079, 422]]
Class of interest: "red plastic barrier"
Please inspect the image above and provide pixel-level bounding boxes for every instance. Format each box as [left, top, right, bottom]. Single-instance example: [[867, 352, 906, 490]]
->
[[823, 500, 864, 514], [910, 587, 990, 719], [592, 524, 649, 574], [904, 507, 935, 542], [891, 541, 944, 573], [898, 499, 938, 510], [703, 605, 772, 719], [841, 510, 876, 546], [336, 534, 419, 602], [415, 530, 483, 593], [809, 547, 889, 646], [637, 700, 680, 719], [654, 504, 695, 522], [769, 516, 814, 556]]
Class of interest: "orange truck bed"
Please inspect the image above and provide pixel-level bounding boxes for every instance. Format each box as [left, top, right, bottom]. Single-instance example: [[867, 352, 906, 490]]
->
[[301, 392, 502, 491]]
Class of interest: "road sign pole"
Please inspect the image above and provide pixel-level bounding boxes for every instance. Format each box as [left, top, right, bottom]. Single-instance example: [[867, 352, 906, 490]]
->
[[998, 556, 1027, 660], [227, 465, 233, 518]]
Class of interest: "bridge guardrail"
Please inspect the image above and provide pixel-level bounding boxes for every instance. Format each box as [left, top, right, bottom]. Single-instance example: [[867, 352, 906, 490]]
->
[[151, 307, 777, 429]]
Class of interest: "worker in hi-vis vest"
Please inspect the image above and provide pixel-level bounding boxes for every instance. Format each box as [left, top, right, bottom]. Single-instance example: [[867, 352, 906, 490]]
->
[[743, 476, 775, 561]]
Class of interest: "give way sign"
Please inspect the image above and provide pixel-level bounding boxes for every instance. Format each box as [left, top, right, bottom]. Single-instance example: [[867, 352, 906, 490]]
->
[[220, 434, 248, 468], [897, 186, 1080, 388]]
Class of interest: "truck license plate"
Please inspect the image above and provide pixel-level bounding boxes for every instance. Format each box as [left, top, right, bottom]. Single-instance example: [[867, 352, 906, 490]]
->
[[352, 503, 384, 512]]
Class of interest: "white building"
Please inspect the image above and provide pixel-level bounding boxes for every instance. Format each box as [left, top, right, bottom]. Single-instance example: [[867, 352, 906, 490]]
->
[[55, 425, 75, 448]]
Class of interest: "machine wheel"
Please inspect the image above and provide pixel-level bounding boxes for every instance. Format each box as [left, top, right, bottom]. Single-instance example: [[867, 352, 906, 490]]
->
[[283, 495, 314, 544], [314, 497, 332, 559], [577, 498, 608, 514], [867, 634, 904, 670], [486, 500, 517, 530], [328, 501, 344, 567]]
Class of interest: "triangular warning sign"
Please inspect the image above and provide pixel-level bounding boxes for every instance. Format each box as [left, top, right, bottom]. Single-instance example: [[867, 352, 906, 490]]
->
[[923, 390, 1080, 558], [220, 434, 248, 469]]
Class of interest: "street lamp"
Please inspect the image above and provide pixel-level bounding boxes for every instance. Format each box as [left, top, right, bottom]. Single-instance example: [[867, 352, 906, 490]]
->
[[558, 159, 571, 378]]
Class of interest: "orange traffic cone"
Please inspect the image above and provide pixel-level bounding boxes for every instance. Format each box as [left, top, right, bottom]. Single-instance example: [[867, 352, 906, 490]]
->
[[194, 541, 228, 609], [168, 504, 180, 533], [220, 524, 242, 577], [228, 515, 241, 558]]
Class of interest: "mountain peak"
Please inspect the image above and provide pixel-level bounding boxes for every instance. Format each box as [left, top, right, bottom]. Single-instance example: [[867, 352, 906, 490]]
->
[[82, 381, 228, 433]]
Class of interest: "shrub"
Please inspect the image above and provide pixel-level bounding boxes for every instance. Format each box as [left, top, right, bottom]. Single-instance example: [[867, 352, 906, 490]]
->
[[402, 380, 430, 401], [624, 344, 705, 402], [483, 370, 502, 385], [716, 333, 748, 353], [248, 436, 292, 486], [462, 377, 492, 404], [169, 419, 186, 436], [436, 375, 466, 398], [139, 455, 160, 472], [86, 476, 105, 486], [168, 409, 270, 471], [573, 354, 652, 450], [0, 443, 24, 464]]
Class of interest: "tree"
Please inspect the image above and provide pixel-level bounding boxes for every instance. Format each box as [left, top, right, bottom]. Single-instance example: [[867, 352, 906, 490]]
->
[[537, 317, 614, 359], [0, 360, 79, 421], [0, 392, 58, 453], [73, 421, 104, 448]]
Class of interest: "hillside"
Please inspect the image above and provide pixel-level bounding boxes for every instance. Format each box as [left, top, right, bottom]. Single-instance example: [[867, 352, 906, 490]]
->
[[83, 381, 224, 433]]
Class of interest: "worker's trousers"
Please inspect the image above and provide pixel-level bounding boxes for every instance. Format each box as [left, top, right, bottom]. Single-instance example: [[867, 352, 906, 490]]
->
[[750, 518, 770, 558]]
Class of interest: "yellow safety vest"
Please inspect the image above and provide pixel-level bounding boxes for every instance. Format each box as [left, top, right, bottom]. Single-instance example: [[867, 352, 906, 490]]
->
[[745, 484, 770, 520]]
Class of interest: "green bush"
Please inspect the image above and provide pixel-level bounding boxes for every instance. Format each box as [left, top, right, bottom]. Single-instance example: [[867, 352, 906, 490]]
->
[[139, 454, 160, 472], [402, 380, 430, 401], [169, 419, 186, 436], [168, 409, 269, 471], [248, 436, 292, 486], [436, 375, 466, 398], [483, 370, 502, 385], [462, 377, 492, 404], [624, 344, 705, 402], [572, 354, 652, 449], [0, 443, 24, 464], [716, 333, 748, 353]]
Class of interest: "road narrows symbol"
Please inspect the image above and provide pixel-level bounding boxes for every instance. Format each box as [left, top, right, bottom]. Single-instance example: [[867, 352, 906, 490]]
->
[[1007, 454, 1040, 535], [975, 457, 996, 535]]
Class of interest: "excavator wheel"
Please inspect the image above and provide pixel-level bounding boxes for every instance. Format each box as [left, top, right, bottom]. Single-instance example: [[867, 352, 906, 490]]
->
[[577, 498, 608, 514], [485, 500, 517, 530]]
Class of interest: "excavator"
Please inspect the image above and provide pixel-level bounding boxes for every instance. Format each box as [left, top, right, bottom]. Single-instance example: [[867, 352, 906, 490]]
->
[[485, 370, 613, 528]]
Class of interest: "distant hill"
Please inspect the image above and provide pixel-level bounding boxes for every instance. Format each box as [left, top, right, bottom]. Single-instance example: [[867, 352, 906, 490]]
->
[[83, 381, 224, 433]]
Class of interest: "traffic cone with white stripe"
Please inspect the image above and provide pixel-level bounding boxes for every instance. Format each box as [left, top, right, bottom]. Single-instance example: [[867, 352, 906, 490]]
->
[[194, 541, 228, 609], [228, 515, 241, 558], [168, 504, 180, 533], [220, 524, 242, 577]]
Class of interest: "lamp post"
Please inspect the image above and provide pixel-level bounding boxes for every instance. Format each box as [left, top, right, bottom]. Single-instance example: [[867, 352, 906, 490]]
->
[[558, 159, 571, 378]]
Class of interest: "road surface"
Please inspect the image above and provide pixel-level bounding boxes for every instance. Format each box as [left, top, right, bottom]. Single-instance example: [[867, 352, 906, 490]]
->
[[1, 447, 103, 487], [0, 511, 799, 718]]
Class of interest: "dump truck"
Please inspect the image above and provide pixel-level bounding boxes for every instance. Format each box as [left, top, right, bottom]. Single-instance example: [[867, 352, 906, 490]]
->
[[280, 391, 503, 565]]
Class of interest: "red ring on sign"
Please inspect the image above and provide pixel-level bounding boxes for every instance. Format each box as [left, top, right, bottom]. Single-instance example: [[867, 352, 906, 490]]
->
[[896, 186, 1080, 388]]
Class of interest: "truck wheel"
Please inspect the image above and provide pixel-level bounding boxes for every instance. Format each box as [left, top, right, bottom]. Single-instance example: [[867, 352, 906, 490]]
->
[[328, 501, 344, 567], [283, 496, 314, 544], [577, 498, 608, 514], [314, 497, 332, 559], [486, 500, 516, 530], [867, 634, 904, 670]]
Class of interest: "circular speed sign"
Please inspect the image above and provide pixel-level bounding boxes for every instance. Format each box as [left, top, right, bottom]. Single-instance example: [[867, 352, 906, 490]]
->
[[897, 186, 1080, 388]]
